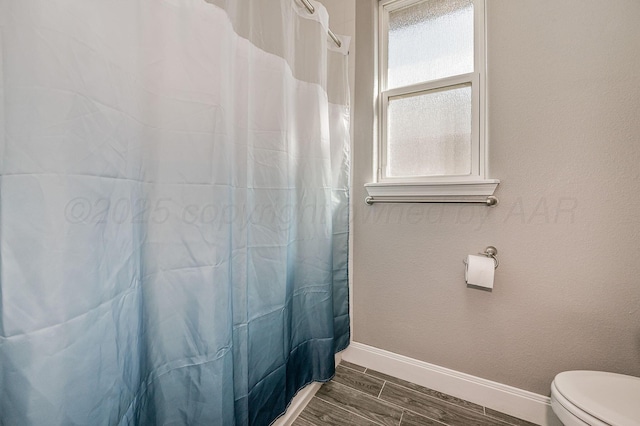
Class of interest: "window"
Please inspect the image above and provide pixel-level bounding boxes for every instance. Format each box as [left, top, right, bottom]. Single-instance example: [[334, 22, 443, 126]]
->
[[366, 0, 498, 198]]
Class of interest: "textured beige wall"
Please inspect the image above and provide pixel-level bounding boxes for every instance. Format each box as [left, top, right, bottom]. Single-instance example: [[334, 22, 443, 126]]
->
[[352, 0, 640, 395], [317, 0, 356, 106]]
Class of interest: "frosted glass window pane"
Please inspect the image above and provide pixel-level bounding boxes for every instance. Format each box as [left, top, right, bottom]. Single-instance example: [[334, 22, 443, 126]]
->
[[387, 85, 471, 177], [387, 0, 474, 89]]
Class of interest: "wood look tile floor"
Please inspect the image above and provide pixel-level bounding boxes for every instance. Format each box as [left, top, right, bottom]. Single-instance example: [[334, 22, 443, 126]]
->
[[294, 362, 538, 426]]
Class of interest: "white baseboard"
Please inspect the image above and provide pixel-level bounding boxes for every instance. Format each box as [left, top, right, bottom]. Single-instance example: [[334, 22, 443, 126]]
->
[[273, 352, 343, 425], [341, 342, 562, 426]]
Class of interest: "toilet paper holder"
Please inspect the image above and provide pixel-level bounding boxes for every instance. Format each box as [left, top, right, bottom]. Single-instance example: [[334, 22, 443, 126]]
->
[[463, 246, 499, 269]]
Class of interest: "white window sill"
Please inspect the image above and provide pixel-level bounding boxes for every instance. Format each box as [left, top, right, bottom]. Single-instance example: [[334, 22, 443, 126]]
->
[[364, 180, 499, 198]]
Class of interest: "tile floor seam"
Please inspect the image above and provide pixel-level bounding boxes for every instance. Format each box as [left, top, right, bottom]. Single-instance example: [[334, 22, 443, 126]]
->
[[394, 405, 453, 426], [314, 382, 396, 426], [377, 381, 386, 399], [378, 384, 514, 426], [358, 384, 456, 426], [318, 365, 531, 426], [318, 380, 407, 425], [309, 396, 386, 426], [372, 377, 486, 417], [333, 374, 449, 423]]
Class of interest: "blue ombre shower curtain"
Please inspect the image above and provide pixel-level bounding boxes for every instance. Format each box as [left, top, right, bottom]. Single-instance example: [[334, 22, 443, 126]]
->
[[0, 0, 350, 424]]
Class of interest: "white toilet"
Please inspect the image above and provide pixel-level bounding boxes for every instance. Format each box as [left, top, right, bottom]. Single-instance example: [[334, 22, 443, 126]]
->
[[551, 371, 640, 425]]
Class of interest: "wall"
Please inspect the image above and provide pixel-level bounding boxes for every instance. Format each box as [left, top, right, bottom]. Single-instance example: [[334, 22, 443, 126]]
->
[[317, 0, 356, 112], [352, 0, 640, 395]]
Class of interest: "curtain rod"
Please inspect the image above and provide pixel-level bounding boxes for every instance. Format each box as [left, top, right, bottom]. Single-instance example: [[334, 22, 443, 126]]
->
[[299, 0, 342, 48]]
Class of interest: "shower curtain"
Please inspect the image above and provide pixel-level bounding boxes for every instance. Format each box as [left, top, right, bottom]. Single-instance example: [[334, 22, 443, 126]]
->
[[0, 0, 350, 424]]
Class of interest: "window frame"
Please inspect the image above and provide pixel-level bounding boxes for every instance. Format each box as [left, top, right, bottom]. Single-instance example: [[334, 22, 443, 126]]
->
[[367, 0, 498, 198]]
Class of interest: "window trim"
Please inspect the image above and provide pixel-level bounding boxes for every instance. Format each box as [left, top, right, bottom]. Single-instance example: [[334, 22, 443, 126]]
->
[[367, 0, 499, 198]]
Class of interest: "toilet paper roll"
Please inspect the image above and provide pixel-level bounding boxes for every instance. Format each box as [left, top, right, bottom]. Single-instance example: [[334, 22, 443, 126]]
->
[[465, 254, 495, 289]]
